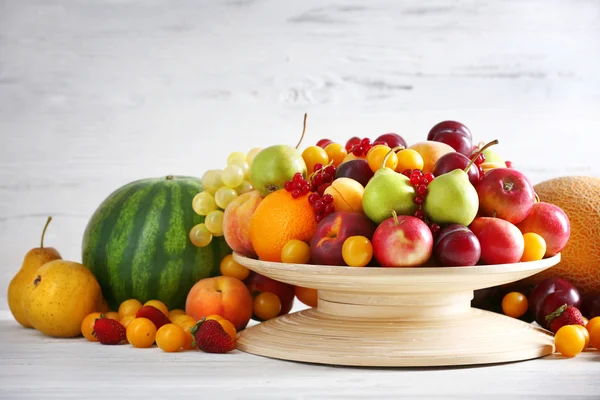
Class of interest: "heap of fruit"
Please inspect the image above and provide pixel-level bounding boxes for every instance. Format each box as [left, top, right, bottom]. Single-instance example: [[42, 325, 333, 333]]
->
[[204, 117, 570, 273], [6, 115, 599, 361], [493, 275, 600, 358]]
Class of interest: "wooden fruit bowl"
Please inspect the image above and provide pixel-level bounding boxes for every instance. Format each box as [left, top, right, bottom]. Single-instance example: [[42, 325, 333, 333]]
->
[[233, 253, 561, 368]]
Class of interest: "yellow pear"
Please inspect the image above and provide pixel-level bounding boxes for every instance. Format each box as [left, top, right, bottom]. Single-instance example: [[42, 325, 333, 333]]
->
[[21, 259, 102, 337], [7, 217, 62, 328]]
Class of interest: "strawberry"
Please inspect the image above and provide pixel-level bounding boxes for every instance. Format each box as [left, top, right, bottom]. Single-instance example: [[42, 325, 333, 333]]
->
[[191, 318, 236, 353], [135, 305, 171, 330], [93, 316, 126, 345], [545, 304, 585, 333]]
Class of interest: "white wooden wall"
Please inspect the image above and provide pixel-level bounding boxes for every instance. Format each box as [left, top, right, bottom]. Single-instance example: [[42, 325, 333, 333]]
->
[[1, 0, 599, 311]]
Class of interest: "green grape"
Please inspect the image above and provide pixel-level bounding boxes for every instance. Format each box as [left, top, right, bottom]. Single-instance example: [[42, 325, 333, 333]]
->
[[214, 187, 238, 209], [192, 191, 217, 216], [201, 169, 223, 194], [205, 210, 224, 236], [227, 151, 247, 166], [235, 180, 254, 195], [221, 164, 245, 188], [246, 148, 262, 166], [231, 160, 250, 180], [189, 223, 213, 247]]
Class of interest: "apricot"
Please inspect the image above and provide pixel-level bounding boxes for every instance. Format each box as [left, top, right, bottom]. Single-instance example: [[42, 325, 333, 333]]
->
[[324, 178, 365, 213]]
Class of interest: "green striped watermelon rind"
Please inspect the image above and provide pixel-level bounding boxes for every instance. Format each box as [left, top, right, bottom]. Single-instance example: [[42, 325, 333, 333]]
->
[[82, 175, 231, 311]]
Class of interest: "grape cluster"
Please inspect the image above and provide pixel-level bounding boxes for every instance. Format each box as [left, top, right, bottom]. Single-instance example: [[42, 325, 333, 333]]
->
[[344, 137, 386, 157], [189, 149, 260, 248], [401, 169, 440, 235]]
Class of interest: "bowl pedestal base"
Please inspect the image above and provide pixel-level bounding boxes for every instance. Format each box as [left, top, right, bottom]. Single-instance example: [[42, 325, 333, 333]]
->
[[236, 289, 555, 367]]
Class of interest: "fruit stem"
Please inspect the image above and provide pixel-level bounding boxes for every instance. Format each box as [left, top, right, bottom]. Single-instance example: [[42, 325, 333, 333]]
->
[[40, 216, 52, 248], [392, 210, 399, 226], [534, 192, 540, 203], [465, 139, 499, 173], [295, 113, 308, 150], [381, 145, 405, 170]]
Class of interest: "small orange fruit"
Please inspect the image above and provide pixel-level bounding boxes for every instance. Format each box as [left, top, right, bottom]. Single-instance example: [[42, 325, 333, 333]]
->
[[144, 300, 168, 316], [250, 190, 318, 262], [206, 315, 237, 341], [105, 311, 120, 320], [81, 312, 102, 342], [120, 315, 135, 328], [295, 286, 318, 308], [156, 324, 186, 353], [118, 299, 142, 319], [408, 141, 454, 173]]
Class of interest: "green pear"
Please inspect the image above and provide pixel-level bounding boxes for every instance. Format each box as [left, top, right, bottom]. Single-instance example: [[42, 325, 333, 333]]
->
[[362, 168, 417, 224], [250, 145, 307, 197], [423, 169, 479, 226]]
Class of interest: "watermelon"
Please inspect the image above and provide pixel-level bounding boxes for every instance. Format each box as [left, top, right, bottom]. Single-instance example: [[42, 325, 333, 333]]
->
[[82, 175, 231, 310]]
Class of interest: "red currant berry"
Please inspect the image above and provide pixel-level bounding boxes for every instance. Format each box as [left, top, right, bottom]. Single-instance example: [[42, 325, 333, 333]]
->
[[414, 209, 425, 220], [291, 190, 301, 198], [293, 173, 303, 183], [430, 223, 441, 233], [352, 145, 363, 156], [322, 194, 334, 204], [313, 174, 324, 186], [315, 214, 324, 223], [360, 138, 371, 147], [414, 196, 424, 205], [300, 184, 310, 194], [317, 183, 331, 196], [410, 175, 421, 186], [294, 182, 302, 190], [321, 173, 332, 183], [313, 163, 324, 173], [284, 181, 294, 192], [324, 165, 336, 176], [308, 193, 320, 204], [475, 153, 486, 165], [345, 137, 361, 152], [416, 185, 428, 196], [313, 200, 325, 214], [324, 204, 335, 215], [402, 169, 413, 178], [423, 172, 434, 182]]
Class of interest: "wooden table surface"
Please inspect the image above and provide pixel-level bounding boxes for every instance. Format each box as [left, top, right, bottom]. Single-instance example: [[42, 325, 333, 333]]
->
[[1, 0, 600, 398]]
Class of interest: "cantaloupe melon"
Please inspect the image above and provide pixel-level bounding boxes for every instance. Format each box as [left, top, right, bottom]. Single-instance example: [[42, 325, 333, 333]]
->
[[523, 176, 600, 298]]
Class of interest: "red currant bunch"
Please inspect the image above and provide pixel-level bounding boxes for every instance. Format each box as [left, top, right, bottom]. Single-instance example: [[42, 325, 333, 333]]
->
[[472, 152, 486, 180], [308, 193, 335, 222], [401, 169, 440, 235], [310, 163, 336, 196], [284, 172, 311, 198]]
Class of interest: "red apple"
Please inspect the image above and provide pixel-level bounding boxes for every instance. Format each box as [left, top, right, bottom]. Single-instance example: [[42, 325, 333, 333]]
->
[[516, 202, 570, 257], [310, 212, 377, 266], [372, 215, 433, 267], [475, 168, 535, 224], [244, 272, 295, 319], [469, 217, 524, 264]]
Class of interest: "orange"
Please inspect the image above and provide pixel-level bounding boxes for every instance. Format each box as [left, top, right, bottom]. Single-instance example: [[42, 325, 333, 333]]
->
[[522, 176, 600, 298], [81, 312, 102, 342], [407, 141, 454, 173], [250, 190, 318, 262]]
